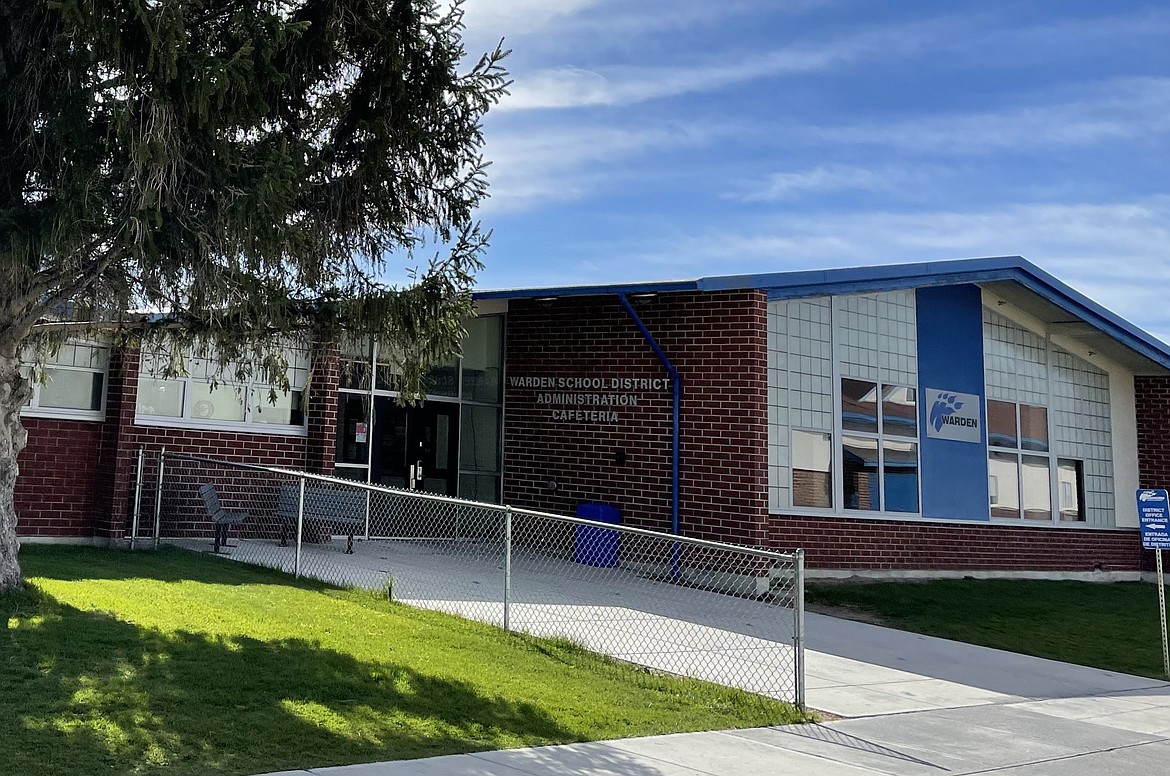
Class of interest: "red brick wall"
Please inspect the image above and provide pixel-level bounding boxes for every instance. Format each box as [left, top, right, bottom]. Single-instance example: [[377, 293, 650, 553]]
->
[[15, 418, 105, 537], [1134, 375, 1170, 571], [502, 291, 769, 546], [771, 514, 1144, 572], [1136, 376, 1170, 488]]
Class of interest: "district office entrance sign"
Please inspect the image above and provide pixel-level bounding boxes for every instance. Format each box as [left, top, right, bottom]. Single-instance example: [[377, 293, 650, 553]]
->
[[1137, 489, 1170, 680], [924, 388, 981, 443], [1137, 489, 1170, 550]]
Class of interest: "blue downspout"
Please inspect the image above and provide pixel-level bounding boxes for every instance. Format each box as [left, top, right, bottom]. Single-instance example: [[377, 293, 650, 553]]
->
[[617, 294, 681, 569]]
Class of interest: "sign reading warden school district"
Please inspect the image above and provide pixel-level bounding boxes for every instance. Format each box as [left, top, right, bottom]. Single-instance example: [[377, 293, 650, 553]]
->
[[508, 376, 670, 424], [1137, 489, 1170, 550], [923, 388, 982, 443]]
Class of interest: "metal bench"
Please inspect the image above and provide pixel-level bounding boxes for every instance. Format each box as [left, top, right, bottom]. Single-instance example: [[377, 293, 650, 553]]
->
[[199, 483, 248, 553], [276, 484, 365, 554]]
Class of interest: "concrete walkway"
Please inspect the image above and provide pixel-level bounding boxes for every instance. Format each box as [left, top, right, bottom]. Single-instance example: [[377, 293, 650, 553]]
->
[[258, 613, 1170, 775]]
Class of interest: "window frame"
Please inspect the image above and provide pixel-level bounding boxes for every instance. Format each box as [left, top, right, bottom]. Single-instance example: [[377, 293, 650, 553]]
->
[[134, 345, 310, 437], [20, 341, 110, 422], [985, 398, 1085, 524], [790, 428, 834, 510], [835, 377, 922, 515]]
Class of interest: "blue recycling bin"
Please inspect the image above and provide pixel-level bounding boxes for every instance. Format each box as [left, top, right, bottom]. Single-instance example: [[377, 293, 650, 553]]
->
[[574, 503, 621, 568]]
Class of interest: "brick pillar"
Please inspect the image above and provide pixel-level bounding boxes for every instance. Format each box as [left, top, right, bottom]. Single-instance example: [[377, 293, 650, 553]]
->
[[306, 339, 340, 475], [1134, 375, 1170, 572], [94, 344, 141, 539], [1136, 376, 1170, 487]]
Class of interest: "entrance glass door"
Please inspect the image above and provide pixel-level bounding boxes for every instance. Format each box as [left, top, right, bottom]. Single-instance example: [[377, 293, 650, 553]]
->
[[370, 398, 460, 496]]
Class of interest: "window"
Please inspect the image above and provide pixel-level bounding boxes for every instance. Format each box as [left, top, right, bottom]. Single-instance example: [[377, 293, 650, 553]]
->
[[135, 345, 309, 433], [792, 430, 832, 508], [20, 342, 109, 420], [839, 379, 919, 513], [986, 399, 1084, 522]]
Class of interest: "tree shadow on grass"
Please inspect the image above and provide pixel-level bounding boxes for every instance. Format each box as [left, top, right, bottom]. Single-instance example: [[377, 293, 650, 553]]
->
[[0, 583, 674, 776], [18, 544, 319, 588]]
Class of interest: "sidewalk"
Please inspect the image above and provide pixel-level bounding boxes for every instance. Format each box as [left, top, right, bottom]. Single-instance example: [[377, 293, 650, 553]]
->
[[259, 613, 1170, 775]]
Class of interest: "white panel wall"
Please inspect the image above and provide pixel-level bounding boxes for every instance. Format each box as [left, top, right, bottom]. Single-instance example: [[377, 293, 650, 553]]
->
[[836, 291, 917, 387], [983, 307, 1115, 527]]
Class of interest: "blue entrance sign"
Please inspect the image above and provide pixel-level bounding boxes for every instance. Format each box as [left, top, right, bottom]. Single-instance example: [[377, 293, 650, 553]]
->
[[1137, 489, 1170, 550]]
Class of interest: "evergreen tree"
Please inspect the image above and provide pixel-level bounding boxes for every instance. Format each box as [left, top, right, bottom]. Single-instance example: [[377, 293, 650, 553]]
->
[[0, 0, 508, 590]]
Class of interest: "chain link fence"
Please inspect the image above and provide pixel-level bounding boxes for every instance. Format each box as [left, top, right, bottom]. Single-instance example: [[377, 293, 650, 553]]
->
[[131, 449, 805, 707]]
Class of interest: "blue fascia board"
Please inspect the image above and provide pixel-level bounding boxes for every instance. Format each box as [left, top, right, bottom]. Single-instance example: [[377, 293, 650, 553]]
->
[[700, 256, 1027, 294], [1007, 271, 1170, 371], [761, 268, 1024, 301], [473, 279, 701, 300]]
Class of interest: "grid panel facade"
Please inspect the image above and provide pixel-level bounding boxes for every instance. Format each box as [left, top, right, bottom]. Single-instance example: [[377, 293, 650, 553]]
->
[[768, 297, 832, 509], [1051, 344, 1113, 526], [983, 309, 1048, 406], [836, 290, 917, 387], [983, 308, 1114, 526], [768, 292, 916, 510]]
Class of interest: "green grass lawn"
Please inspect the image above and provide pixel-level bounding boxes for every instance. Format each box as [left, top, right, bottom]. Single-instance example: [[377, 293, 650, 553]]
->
[[806, 578, 1170, 680], [2, 546, 803, 776]]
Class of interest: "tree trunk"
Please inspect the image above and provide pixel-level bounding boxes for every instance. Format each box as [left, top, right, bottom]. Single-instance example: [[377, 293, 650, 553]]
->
[[0, 350, 31, 592]]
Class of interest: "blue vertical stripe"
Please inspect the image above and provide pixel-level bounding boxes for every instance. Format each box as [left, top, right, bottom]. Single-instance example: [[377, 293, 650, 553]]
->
[[916, 285, 990, 520]]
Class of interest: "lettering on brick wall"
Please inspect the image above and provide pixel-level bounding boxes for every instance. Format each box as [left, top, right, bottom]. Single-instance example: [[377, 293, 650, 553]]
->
[[508, 375, 669, 423], [509, 376, 670, 391]]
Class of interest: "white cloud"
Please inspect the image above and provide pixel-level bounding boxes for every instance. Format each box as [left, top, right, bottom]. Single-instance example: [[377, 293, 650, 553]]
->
[[460, 0, 605, 38], [735, 164, 895, 201], [811, 77, 1170, 152], [482, 121, 718, 213], [498, 18, 955, 111], [462, 0, 824, 44]]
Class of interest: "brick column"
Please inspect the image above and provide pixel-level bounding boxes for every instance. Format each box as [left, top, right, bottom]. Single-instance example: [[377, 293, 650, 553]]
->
[[93, 344, 140, 539], [1136, 375, 1170, 488], [306, 339, 340, 476]]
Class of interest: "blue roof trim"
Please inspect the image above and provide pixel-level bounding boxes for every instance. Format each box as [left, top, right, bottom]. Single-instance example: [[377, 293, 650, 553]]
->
[[474, 256, 1170, 370], [474, 278, 702, 300], [1007, 268, 1170, 371]]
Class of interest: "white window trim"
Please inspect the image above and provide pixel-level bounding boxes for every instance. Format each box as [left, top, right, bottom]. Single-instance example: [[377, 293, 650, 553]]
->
[[838, 380, 922, 515], [20, 345, 109, 423], [22, 405, 106, 423], [133, 414, 309, 437]]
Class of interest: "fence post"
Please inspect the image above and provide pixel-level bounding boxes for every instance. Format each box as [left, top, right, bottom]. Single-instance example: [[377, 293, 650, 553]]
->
[[295, 475, 306, 579], [130, 447, 144, 550], [503, 506, 513, 632], [153, 446, 166, 550], [364, 491, 371, 540], [794, 548, 806, 711]]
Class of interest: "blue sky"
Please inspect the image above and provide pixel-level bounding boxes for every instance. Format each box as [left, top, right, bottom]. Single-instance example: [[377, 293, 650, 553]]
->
[[458, 1, 1170, 339]]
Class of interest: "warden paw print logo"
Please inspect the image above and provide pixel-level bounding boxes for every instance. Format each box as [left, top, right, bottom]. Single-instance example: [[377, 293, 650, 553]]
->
[[929, 393, 965, 432]]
